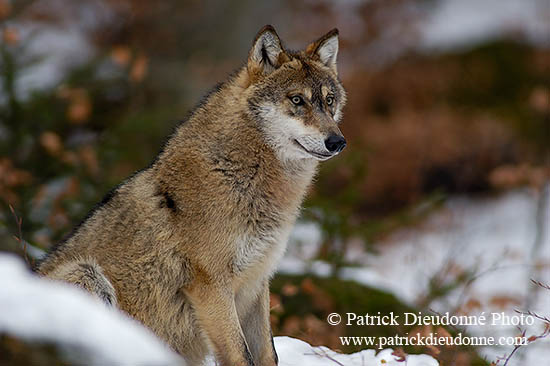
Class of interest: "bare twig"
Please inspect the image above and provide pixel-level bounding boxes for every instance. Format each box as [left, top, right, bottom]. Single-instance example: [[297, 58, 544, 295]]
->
[[496, 324, 550, 366], [515, 309, 550, 325], [305, 347, 346, 366], [8, 203, 31, 265], [452, 262, 538, 313], [530, 279, 550, 291], [494, 281, 550, 366], [494, 329, 526, 366]]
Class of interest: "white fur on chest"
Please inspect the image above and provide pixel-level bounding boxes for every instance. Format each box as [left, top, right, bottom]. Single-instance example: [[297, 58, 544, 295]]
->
[[232, 223, 292, 292]]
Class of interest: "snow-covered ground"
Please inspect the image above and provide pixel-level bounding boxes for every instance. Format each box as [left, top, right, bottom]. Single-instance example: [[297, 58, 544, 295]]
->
[[283, 188, 550, 364], [0, 253, 438, 366]]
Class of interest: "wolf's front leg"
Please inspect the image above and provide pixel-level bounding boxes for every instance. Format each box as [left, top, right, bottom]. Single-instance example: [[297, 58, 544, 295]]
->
[[186, 282, 254, 366], [239, 281, 278, 366]]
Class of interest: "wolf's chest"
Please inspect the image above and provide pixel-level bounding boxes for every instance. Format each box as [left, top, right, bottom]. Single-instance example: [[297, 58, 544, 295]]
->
[[231, 223, 292, 284]]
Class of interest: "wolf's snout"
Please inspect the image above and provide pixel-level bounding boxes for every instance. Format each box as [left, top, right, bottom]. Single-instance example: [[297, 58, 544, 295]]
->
[[325, 135, 346, 154]]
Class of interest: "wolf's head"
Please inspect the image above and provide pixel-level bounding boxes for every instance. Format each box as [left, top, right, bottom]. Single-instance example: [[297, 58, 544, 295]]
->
[[246, 25, 347, 163]]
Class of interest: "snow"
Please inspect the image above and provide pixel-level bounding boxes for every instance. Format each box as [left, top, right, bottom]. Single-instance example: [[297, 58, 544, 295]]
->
[[273, 337, 438, 366], [13, 23, 94, 100], [0, 253, 438, 365], [420, 0, 550, 50], [283, 188, 550, 363], [0, 254, 182, 365]]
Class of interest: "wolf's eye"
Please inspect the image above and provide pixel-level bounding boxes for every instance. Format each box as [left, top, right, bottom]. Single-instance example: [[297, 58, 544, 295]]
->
[[290, 96, 305, 106], [326, 95, 334, 106]]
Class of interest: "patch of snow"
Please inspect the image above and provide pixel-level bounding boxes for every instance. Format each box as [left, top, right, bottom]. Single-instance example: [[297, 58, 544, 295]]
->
[[420, 0, 550, 50], [272, 337, 438, 366], [0, 253, 182, 365], [14, 23, 94, 100], [0, 0, 115, 103]]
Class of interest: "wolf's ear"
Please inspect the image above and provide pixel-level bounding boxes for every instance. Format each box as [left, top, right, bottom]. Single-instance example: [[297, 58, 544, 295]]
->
[[248, 25, 289, 78], [306, 29, 339, 74]]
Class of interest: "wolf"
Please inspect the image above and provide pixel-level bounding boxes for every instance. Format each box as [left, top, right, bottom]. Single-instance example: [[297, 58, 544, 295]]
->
[[37, 25, 346, 366]]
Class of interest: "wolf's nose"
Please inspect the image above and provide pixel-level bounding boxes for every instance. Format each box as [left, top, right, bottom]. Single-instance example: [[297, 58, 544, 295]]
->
[[325, 135, 347, 154]]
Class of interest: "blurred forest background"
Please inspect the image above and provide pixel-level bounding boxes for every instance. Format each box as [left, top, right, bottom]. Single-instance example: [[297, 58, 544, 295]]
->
[[0, 0, 549, 365]]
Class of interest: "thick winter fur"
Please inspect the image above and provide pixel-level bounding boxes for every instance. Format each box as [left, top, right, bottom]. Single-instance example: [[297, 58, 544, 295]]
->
[[37, 25, 346, 366]]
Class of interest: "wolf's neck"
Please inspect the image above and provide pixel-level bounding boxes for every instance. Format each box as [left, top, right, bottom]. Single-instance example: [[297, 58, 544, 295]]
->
[[156, 71, 318, 204]]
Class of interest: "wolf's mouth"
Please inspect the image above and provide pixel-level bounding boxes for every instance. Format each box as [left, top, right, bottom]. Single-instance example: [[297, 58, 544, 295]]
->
[[293, 139, 333, 160]]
